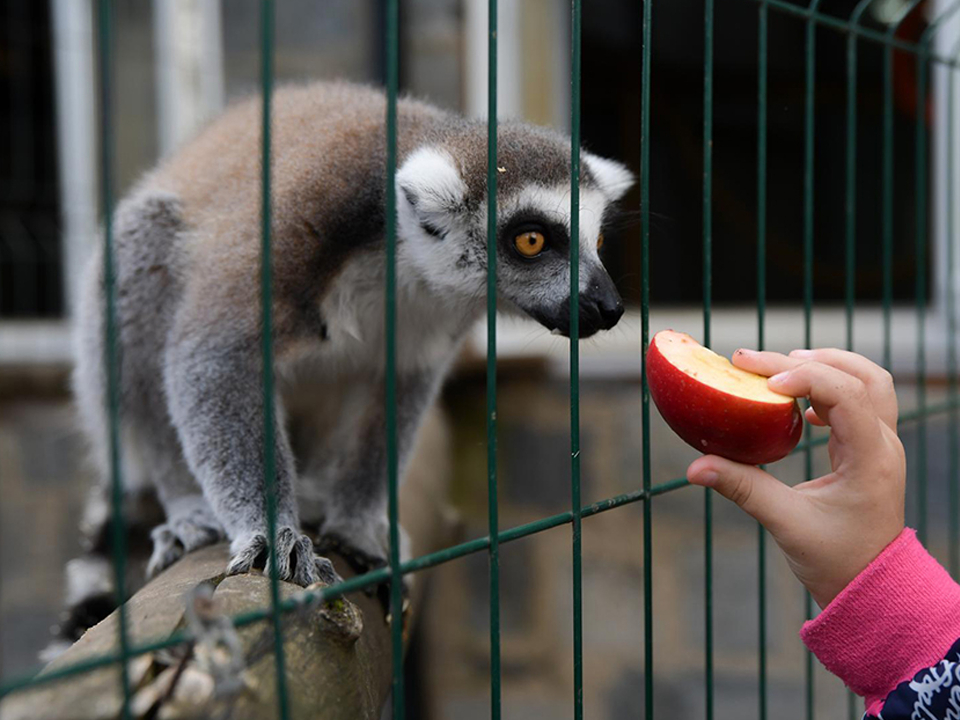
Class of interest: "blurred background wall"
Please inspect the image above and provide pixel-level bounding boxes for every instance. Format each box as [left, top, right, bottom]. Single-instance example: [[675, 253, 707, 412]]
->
[[1, 1, 958, 718]]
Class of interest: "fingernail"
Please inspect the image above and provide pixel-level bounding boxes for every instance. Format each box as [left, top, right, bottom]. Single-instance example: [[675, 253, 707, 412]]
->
[[735, 348, 756, 357], [790, 349, 813, 358], [769, 371, 791, 385], [696, 471, 719, 487]]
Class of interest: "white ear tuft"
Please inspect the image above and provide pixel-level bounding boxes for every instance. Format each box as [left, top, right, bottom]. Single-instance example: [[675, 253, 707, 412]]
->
[[583, 152, 635, 202], [396, 147, 466, 213]]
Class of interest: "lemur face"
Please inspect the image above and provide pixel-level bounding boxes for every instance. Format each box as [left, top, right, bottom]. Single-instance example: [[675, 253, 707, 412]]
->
[[395, 127, 633, 338]]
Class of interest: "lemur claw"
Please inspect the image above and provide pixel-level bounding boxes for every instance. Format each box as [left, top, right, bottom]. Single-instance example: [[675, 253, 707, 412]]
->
[[227, 527, 344, 588], [147, 509, 225, 578], [314, 556, 342, 586]]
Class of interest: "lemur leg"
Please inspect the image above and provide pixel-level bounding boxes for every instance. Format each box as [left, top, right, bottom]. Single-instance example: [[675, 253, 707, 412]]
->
[[300, 373, 439, 574], [69, 407, 220, 584], [46, 253, 166, 658], [126, 374, 225, 578], [142, 430, 225, 578], [73, 242, 224, 578], [48, 190, 224, 660], [164, 330, 341, 588]]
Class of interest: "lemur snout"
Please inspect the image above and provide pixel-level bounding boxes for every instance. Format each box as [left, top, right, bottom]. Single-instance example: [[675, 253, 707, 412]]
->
[[579, 281, 624, 337], [547, 272, 624, 339], [597, 295, 625, 329], [581, 269, 624, 336]]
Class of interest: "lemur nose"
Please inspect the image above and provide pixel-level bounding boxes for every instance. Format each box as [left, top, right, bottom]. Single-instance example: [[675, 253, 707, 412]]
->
[[598, 297, 624, 329]]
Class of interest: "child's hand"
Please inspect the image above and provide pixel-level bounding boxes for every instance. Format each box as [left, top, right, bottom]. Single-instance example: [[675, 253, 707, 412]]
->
[[686, 348, 906, 609]]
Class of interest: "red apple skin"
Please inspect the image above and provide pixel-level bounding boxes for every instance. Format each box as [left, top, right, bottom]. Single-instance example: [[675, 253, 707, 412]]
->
[[645, 338, 803, 466]]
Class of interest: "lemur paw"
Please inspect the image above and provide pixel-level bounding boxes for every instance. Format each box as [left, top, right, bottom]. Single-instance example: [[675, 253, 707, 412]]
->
[[147, 507, 225, 578], [227, 527, 344, 588]]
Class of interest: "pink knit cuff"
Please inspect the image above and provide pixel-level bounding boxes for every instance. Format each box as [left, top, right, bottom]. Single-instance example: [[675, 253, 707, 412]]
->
[[800, 528, 960, 713]]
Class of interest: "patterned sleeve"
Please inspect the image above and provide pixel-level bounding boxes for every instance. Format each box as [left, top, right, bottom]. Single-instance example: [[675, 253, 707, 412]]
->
[[864, 637, 960, 719]]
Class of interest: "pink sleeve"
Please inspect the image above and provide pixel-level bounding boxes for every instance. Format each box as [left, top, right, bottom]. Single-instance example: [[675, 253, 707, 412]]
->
[[799, 528, 960, 715]]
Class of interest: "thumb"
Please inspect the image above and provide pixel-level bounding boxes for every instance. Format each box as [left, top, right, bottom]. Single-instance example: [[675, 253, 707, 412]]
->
[[687, 455, 793, 532]]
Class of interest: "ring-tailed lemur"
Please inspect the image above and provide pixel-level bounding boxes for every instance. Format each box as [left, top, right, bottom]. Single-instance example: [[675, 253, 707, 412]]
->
[[54, 81, 632, 650]]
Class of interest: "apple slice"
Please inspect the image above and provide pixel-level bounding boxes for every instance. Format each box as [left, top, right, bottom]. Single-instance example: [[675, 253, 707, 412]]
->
[[646, 329, 802, 465]]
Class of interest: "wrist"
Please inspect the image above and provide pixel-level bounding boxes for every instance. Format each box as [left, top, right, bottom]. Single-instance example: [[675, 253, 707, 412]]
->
[[810, 523, 905, 609]]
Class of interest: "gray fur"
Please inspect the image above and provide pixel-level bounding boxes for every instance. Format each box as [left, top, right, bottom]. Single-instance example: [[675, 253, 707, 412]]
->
[[63, 82, 631, 631]]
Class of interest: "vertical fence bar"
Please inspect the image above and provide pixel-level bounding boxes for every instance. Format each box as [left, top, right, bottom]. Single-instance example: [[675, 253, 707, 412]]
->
[[755, 6, 768, 718], [882, 26, 893, 374], [913, 0, 960, 546], [802, 5, 821, 719], [486, 1, 501, 717], [845, 7, 872, 714], [258, 2, 290, 718], [384, 0, 403, 714], [569, 2, 584, 717], [916, 42, 929, 546], [847, 5, 868, 353], [701, 0, 714, 717], [97, 1, 132, 717], [883, 1, 924, 373], [913, 3, 960, 550], [640, 0, 654, 716], [950, 38, 960, 580]]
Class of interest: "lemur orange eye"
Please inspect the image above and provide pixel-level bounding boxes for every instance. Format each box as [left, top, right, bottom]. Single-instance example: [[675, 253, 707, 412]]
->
[[597, 233, 605, 250], [514, 231, 546, 257]]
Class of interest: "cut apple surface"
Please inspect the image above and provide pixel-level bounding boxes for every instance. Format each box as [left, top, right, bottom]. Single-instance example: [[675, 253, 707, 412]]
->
[[646, 329, 802, 465]]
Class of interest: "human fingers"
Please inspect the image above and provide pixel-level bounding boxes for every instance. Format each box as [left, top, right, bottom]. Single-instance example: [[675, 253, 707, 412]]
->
[[767, 361, 883, 455], [788, 348, 897, 430], [731, 350, 857, 429], [730, 349, 799, 377], [687, 455, 795, 533]]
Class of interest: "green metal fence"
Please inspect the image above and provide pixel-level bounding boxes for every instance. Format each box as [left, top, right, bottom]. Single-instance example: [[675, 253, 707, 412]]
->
[[1, 0, 960, 718]]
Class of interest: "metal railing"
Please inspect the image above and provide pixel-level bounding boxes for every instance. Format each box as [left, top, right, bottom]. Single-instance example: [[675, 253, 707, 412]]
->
[[1, 1, 960, 718]]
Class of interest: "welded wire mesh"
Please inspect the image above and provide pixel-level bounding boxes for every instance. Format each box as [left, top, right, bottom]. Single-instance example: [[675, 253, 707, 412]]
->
[[1, 1, 959, 719]]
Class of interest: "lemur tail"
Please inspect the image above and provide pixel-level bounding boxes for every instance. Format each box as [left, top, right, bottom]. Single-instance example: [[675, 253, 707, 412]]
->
[[41, 483, 163, 662]]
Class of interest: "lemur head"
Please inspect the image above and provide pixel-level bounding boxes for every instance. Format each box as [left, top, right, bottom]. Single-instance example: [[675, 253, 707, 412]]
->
[[396, 121, 633, 338]]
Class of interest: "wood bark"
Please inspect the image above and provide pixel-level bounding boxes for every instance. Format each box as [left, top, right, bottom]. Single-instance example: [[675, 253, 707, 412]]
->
[[0, 408, 456, 720]]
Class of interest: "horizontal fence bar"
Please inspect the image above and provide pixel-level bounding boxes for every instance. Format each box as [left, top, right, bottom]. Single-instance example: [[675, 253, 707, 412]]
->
[[3, 398, 955, 700], [744, 0, 960, 68]]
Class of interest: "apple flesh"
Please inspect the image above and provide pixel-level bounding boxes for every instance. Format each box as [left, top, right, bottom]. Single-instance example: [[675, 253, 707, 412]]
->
[[646, 329, 802, 465]]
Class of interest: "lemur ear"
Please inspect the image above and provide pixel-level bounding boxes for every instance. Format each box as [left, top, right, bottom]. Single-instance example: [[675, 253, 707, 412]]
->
[[396, 147, 467, 239], [583, 152, 635, 202]]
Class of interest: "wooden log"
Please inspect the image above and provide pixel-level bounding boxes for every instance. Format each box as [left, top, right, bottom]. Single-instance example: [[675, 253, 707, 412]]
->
[[0, 407, 456, 720]]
